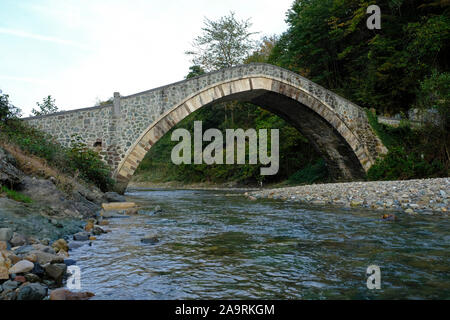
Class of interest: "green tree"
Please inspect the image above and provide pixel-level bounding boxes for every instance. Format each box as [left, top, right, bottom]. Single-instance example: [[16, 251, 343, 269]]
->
[[186, 65, 206, 79], [32, 95, 59, 116], [0, 91, 21, 122], [186, 11, 258, 72]]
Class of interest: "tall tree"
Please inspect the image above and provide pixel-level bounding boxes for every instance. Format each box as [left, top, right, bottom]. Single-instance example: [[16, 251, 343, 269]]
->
[[186, 11, 258, 72]]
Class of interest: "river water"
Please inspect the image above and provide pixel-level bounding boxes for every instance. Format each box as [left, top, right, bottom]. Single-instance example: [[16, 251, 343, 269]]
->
[[68, 189, 450, 300]]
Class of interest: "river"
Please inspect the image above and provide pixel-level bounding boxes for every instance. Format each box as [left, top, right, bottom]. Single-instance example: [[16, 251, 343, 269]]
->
[[68, 189, 450, 299]]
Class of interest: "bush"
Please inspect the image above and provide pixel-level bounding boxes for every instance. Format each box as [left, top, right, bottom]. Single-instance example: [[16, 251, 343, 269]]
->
[[0, 120, 114, 192], [287, 158, 328, 185], [368, 147, 445, 181], [66, 135, 114, 192]]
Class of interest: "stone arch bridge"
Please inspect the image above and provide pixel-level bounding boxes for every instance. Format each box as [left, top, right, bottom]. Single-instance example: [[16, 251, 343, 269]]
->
[[25, 63, 387, 191]]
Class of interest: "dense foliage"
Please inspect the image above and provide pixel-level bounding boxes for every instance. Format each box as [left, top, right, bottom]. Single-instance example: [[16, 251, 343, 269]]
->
[[269, 0, 450, 116]]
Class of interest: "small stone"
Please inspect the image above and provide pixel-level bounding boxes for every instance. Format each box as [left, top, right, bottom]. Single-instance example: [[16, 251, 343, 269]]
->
[[141, 234, 159, 245], [89, 236, 97, 241], [31, 251, 64, 265], [92, 226, 106, 235], [57, 250, 69, 258], [52, 239, 69, 253], [13, 275, 26, 283], [84, 221, 94, 232], [0, 241, 7, 250], [350, 201, 362, 207], [248, 196, 257, 201], [73, 232, 90, 241], [24, 273, 41, 283], [9, 260, 34, 274], [405, 208, 415, 214], [154, 205, 162, 213], [16, 283, 48, 300], [99, 220, 109, 226], [440, 190, 446, 198]]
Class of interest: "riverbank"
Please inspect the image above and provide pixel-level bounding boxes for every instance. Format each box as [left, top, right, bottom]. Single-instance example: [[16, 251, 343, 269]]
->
[[245, 178, 449, 214], [128, 180, 259, 191]]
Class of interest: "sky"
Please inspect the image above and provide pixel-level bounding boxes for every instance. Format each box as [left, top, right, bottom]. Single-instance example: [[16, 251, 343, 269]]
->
[[0, 0, 293, 117]]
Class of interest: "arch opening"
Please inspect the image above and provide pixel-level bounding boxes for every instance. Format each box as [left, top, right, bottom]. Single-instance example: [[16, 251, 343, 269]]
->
[[114, 76, 374, 191]]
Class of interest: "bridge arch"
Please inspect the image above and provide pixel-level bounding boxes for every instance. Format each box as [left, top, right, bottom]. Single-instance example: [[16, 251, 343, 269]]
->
[[115, 73, 385, 190]]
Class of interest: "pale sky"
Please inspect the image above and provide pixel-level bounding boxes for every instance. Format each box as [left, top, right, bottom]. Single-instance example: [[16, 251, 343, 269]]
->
[[0, 0, 293, 117]]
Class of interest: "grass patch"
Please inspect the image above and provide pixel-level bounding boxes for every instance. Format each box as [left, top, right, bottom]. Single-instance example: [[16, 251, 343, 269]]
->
[[0, 185, 32, 203]]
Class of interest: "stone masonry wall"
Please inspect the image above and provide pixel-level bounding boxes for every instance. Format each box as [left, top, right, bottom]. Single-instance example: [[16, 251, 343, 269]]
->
[[24, 63, 386, 180]]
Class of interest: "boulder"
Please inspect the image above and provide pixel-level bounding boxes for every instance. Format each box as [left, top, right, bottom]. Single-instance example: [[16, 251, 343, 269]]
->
[[0, 228, 13, 242], [1, 280, 19, 292], [50, 288, 95, 300], [9, 260, 34, 274], [44, 263, 67, 282], [31, 250, 64, 265], [16, 283, 48, 300], [10, 233, 27, 247]]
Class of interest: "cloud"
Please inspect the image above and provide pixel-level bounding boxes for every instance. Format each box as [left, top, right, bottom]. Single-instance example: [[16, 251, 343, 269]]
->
[[0, 27, 89, 50]]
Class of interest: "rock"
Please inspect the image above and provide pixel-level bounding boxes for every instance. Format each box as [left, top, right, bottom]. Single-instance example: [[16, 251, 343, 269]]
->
[[40, 239, 50, 246], [0, 228, 13, 242], [1, 280, 19, 292], [382, 214, 396, 221], [0, 147, 24, 189], [73, 232, 90, 241], [154, 205, 162, 213], [248, 196, 257, 201], [0, 266, 9, 280], [13, 275, 26, 283], [141, 234, 159, 245], [57, 250, 69, 258], [44, 263, 67, 282], [99, 220, 109, 226], [31, 263, 45, 277], [104, 192, 126, 203], [405, 208, 415, 214], [102, 202, 136, 211], [440, 190, 446, 198], [31, 243, 56, 254], [63, 259, 76, 267], [84, 220, 95, 232], [89, 236, 97, 241], [24, 253, 38, 263], [16, 283, 48, 300], [9, 260, 34, 274], [0, 241, 7, 250], [92, 226, 106, 235], [52, 239, 69, 253], [31, 251, 64, 265], [68, 241, 86, 250], [24, 273, 41, 283], [50, 288, 95, 300], [350, 201, 363, 207]]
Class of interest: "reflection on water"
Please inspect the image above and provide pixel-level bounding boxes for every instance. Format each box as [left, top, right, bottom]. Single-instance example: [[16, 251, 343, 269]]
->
[[68, 189, 450, 299]]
